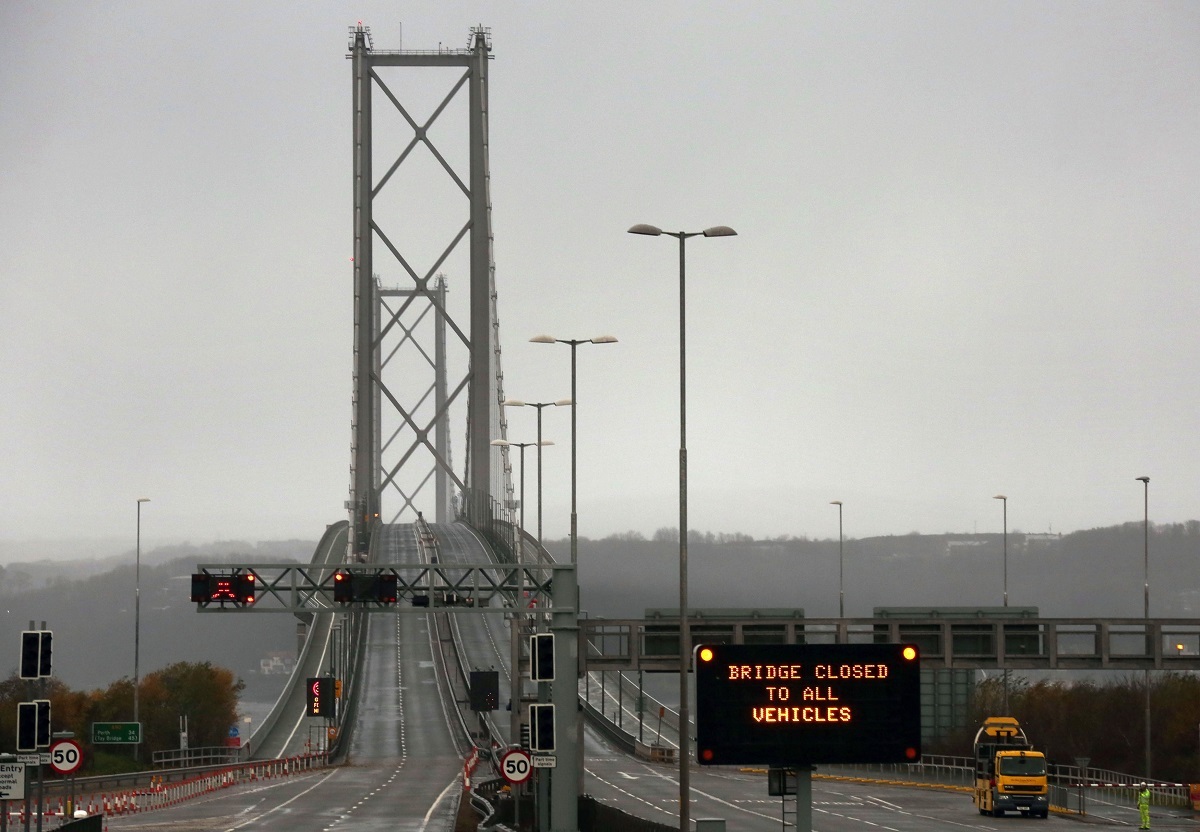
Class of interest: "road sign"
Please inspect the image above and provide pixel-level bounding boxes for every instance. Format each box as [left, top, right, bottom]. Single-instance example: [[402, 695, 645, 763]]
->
[[48, 739, 83, 775], [499, 749, 533, 784], [92, 722, 141, 744], [0, 763, 25, 800], [531, 755, 556, 768], [694, 642, 922, 767]]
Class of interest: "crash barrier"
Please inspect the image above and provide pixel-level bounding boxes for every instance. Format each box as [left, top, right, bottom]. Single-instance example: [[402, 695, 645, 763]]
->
[[797, 758, 1194, 816], [1, 753, 328, 824]]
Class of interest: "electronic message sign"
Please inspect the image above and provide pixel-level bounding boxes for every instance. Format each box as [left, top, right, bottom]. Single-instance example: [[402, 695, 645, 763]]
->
[[695, 642, 921, 766], [306, 677, 335, 718]]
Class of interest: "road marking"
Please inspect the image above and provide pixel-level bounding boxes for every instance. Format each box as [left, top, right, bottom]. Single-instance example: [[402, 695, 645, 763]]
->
[[221, 769, 339, 832]]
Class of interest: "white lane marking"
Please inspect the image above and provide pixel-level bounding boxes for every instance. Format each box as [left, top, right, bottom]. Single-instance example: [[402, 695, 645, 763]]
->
[[221, 768, 340, 831], [419, 777, 463, 832]]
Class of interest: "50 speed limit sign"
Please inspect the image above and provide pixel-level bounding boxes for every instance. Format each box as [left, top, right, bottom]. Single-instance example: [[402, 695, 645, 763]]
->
[[49, 739, 83, 775], [499, 748, 532, 784]]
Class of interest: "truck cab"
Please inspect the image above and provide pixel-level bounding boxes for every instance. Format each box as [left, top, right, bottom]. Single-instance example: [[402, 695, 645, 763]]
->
[[973, 717, 1050, 818]]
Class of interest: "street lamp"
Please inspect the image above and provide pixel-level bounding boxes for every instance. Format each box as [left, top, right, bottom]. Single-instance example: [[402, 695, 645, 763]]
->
[[528, 336, 617, 566], [492, 438, 553, 746], [830, 501, 844, 618], [134, 497, 150, 760], [993, 495, 1008, 607], [993, 494, 1008, 712], [1137, 475, 1150, 780], [503, 398, 572, 545], [628, 221, 736, 831]]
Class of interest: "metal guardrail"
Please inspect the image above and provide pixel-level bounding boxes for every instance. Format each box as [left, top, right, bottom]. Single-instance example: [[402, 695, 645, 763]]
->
[[152, 746, 243, 769]]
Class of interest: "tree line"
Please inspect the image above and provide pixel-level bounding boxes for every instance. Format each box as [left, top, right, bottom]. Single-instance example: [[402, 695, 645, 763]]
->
[[931, 673, 1200, 783], [0, 661, 243, 774]]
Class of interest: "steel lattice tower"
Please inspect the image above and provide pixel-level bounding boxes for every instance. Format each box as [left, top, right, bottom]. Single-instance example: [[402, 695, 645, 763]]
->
[[348, 24, 509, 555]]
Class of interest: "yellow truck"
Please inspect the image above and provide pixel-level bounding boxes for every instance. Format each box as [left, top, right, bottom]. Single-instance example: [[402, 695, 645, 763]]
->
[[973, 717, 1049, 818]]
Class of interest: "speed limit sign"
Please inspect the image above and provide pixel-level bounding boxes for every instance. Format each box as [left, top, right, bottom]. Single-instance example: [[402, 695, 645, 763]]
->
[[499, 748, 532, 784], [49, 739, 83, 775]]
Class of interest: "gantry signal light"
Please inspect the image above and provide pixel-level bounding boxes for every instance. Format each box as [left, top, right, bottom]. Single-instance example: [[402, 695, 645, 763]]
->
[[333, 570, 399, 604], [190, 573, 256, 607]]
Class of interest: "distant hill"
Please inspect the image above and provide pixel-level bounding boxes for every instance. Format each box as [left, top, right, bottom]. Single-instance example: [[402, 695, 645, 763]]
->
[[0, 539, 314, 692], [561, 522, 1200, 621], [6, 522, 1197, 693]]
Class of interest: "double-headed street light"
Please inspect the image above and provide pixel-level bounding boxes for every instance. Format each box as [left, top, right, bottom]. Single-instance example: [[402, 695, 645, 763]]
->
[[503, 398, 572, 545], [528, 336, 617, 566], [492, 438, 554, 745], [830, 501, 844, 618], [628, 222, 736, 832]]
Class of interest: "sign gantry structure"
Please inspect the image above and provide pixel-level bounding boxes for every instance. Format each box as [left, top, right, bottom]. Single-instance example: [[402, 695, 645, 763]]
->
[[190, 562, 564, 614]]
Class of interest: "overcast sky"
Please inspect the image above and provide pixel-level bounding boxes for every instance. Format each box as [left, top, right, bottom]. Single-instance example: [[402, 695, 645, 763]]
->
[[2, 1, 1198, 557]]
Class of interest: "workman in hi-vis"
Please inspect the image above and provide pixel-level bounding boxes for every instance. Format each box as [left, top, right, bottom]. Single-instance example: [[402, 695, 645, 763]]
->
[[1137, 783, 1151, 830]]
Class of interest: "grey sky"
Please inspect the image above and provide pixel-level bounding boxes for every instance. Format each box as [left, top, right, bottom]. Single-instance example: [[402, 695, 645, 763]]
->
[[2, 1, 1198, 553]]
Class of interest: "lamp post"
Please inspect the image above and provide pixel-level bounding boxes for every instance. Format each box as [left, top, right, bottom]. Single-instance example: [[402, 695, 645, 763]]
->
[[993, 494, 1008, 712], [830, 501, 844, 618], [993, 495, 1008, 607], [503, 398, 572, 546], [134, 497, 150, 760], [491, 439, 553, 747], [527, 336, 614, 832], [1137, 475, 1151, 779], [528, 336, 617, 565], [628, 222, 736, 831]]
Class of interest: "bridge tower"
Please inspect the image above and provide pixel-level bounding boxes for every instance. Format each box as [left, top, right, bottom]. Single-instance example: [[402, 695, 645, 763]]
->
[[348, 23, 509, 554]]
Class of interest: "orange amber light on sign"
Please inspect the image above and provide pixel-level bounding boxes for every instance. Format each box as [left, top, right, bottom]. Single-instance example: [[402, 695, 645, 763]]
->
[[699, 647, 715, 663], [902, 646, 917, 661]]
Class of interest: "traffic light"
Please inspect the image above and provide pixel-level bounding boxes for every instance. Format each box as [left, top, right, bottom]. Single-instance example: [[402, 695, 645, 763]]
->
[[469, 670, 500, 712], [333, 571, 398, 603], [17, 702, 36, 751], [20, 630, 51, 680], [306, 677, 335, 718], [529, 703, 555, 752], [530, 633, 554, 681], [190, 573, 256, 606], [38, 631, 52, 677], [17, 700, 50, 751]]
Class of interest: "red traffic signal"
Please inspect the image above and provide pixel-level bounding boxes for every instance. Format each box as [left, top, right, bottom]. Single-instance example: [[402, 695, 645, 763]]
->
[[333, 570, 398, 604], [190, 573, 256, 606]]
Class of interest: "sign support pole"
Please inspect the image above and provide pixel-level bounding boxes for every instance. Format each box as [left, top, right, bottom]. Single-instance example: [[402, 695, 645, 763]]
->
[[34, 761, 41, 832], [549, 566, 579, 832], [796, 768, 812, 832]]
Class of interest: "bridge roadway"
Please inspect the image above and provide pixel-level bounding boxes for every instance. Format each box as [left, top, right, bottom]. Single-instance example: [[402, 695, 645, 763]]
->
[[105, 520, 1168, 832]]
